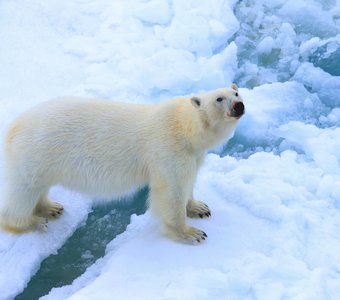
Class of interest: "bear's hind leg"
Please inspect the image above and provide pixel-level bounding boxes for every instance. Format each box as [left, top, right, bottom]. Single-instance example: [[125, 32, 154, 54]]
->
[[186, 199, 211, 219], [1, 216, 48, 233], [34, 196, 64, 219], [0, 186, 48, 233]]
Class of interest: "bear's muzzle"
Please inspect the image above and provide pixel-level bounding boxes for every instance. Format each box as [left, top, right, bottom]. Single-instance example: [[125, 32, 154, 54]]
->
[[230, 101, 245, 119]]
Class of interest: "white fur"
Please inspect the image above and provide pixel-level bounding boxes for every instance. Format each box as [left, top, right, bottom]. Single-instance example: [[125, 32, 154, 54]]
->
[[0, 85, 243, 243]]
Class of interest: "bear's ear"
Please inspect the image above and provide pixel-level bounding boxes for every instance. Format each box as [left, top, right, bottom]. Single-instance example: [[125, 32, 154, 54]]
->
[[191, 96, 201, 108], [231, 83, 238, 92]]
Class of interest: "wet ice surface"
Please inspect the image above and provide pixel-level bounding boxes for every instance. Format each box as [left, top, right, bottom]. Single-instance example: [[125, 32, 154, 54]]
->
[[0, 0, 339, 299]]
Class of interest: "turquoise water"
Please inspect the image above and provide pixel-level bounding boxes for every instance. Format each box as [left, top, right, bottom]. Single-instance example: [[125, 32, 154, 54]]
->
[[15, 188, 148, 300], [309, 43, 340, 76]]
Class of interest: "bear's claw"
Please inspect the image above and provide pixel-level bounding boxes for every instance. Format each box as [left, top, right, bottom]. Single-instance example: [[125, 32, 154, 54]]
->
[[30, 216, 49, 232], [183, 227, 208, 244], [165, 225, 208, 244], [187, 200, 211, 219], [34, 201, 64, 219], [37, 220, 48, 232]]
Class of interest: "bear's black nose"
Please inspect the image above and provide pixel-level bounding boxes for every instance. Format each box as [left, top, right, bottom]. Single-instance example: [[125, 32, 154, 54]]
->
[[231, 101, 245, 117]]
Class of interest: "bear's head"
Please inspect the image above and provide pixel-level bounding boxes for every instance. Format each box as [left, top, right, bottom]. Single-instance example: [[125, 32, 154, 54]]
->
[[190, 84, 245, 127]]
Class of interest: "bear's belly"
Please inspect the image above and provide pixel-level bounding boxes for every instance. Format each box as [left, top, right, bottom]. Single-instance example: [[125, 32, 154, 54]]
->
[[58, 167, 148, 199]]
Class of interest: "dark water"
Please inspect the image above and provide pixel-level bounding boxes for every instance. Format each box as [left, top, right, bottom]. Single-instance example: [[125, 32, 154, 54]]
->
[[15, 188, 148, 300], [309, 42, 340, 76]]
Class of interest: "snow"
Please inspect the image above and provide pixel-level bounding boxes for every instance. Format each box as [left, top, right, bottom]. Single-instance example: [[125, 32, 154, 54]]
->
[[236, 82, 325, 144], [293, 62, 340, 107], [44, 147, 340, 300], [257, 36, 275, 55], [0, 0, 339, 299]]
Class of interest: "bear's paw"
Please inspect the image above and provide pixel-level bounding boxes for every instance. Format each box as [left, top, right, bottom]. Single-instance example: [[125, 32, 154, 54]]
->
[[187, 200, 211, 219]]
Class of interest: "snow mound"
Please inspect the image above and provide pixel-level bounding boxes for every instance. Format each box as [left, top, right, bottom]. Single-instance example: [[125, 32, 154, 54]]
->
[[234, 82, 325, 147]]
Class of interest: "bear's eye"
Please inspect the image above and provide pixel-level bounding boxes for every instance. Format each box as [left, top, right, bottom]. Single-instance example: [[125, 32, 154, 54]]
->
[[235, 92, 238, 97], [216, 97, 224, 102]]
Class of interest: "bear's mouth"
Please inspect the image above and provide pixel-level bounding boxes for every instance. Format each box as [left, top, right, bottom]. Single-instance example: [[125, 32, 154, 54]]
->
[[229, 101, 245, 119]]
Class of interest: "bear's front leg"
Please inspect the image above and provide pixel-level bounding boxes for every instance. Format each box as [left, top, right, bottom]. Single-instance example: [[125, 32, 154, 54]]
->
[[149, 178, 207, 244], [186, 155, 211, 218]]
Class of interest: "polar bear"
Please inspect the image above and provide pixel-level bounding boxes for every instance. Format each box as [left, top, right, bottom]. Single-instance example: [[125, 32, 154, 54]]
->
[[0, 84, 244, 244]]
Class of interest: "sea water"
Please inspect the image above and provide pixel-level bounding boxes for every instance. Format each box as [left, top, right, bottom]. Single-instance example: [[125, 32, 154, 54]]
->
[[15, 189, 148, 300]]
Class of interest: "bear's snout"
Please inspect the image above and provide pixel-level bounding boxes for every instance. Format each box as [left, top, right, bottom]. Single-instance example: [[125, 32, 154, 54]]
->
[[231, 101, 245, 118]]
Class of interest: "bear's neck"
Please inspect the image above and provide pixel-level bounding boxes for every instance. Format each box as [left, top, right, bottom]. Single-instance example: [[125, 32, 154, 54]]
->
[[192, 121, 236, 152], [174, 101, 236, 153]]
